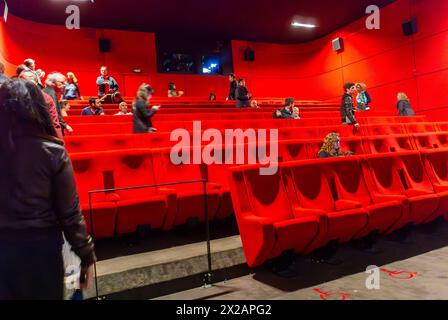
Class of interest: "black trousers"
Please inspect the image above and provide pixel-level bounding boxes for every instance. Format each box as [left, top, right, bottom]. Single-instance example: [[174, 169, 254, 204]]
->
[[0, 240, 64, 300]]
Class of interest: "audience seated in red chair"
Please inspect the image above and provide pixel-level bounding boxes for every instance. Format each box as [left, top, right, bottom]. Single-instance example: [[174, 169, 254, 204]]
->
[[63, 72, 82, 100], [81, 98, 105, 116], [250, 100, 260, 108], [168, 82, 184, 97], [318, 132, 354, 158], [115, 102, 130, 115], [209, 92, 217, 101], [59, 100, 71, 117], [273, 97, 295, 119], [355, 83, 371, 111]]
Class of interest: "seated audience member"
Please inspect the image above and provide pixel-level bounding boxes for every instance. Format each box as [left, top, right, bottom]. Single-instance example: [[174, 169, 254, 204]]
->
[[63, 72, 81, 100], [60, 100, 71, 117], [19, 70, 63, 138], [115, 102, 130, 115], [82, 98, 105, 116], [235, 78, 252, 108], [226, 73, 238, 101], [280, 97, 295, 119], [209, 92, 217, 101], [250, 100, 260, 108], [96, 66, 119, 97], [356, 83, 371, 111], [15, 65, 28, 79], [168, 82, 184, 97], [397, 92, 415, 116], [112, 91, 125, 104], [0, 62, 8, 82], [293, 106, 300, 119], [341, 83, 360, 128], [0, 79, 96, 300], [318, 132, 354, 158], [273, 109, 282, 119], [133, 84, 160, 133]]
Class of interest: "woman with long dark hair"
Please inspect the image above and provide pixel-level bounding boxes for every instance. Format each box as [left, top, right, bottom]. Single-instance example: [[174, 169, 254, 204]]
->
[[133, 83, 160, 133], [0, 79, 96, 300]]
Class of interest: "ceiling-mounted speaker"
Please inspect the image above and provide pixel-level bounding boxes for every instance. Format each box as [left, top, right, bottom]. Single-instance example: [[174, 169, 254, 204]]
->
[[332, 37, 344, 52], [244, 48, 255, 61], [402, 18, 418, 36], [99, 38, 111, 52]]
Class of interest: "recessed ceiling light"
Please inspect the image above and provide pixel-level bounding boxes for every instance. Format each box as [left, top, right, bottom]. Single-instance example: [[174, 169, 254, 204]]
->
[[291, 22, 316, 29]]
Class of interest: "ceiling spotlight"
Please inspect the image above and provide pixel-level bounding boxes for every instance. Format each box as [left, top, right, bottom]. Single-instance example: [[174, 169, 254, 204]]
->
[[291, 22, 316, 29]]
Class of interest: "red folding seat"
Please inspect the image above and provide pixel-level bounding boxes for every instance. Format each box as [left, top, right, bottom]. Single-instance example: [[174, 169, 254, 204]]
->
[[279, 127, 322, 141], [278, 140, 310, 162], [412, 133, 448, 150], [363, 124, 406, 136], [323, 157, 403, 238], [361, 152, 440, 229], [421, 149, 448, 221], [321, 125, 359, 138], [396, 116, 426, 123], [110, 150, 176, 235], [71, 154, 118, 238], [152, 148, 222, 229], [229, 165, 320, 268], [406, 122, 439, 134], [437, 122, 448, 132], [281, 160, 368, 252], [363, 134, 416, 154]]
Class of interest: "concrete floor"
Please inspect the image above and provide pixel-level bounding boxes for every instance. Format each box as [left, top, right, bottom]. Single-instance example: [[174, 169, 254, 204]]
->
[[156, 220, 448, 300]]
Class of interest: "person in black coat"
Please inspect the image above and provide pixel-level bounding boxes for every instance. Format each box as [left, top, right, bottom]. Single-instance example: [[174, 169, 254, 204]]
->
[[226, 73, 238, 101], [341, 82, 360, 128], [396, 92, 415, 116], [0, 79, 96, 300], [133, 84, 160, 133], [235, 78, 252, 108]]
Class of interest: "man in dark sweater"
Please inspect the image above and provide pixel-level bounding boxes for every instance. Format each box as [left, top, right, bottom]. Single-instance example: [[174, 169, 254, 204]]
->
[[44, 73, 73, 134], [226, 73, 238, 101], [81, 98, 105, 116], [341, 82, 360, 128], [235, 78, 252, 108]]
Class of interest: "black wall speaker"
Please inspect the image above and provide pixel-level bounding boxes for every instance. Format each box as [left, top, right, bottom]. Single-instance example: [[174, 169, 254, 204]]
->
[[244, 48, 255, 61], [332, 38, 344, 52], [99, 38, 111, 52], [402, 18, 418, 36]]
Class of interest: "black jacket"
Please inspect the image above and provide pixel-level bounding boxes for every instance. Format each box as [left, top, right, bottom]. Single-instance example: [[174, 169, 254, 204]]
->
[[0, 134, 95, 267], [236, 85, 250, 107], [397, 100, 415, 116], [43, 86, 68, 130], [228, 80, 238, 100], [133, 99, 158, 133], [341, 93, 358, 125]]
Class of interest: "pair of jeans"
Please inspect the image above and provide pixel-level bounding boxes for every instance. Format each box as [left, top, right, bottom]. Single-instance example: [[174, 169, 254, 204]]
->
[[0, 239, 64, 300]]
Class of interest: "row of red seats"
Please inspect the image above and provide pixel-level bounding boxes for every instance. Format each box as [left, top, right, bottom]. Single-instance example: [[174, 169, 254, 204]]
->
[[71, 132, 447, 239], [66, 117, 425, 136], [64, 122, 435, 153], [229, 149, 448, 267]]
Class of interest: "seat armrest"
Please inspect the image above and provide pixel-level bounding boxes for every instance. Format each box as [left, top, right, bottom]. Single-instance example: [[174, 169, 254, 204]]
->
[[335, 199, 363, 211]]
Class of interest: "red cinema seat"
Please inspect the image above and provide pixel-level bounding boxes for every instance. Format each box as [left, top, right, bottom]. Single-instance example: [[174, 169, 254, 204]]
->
[[413, 133, 448, 150], [71, 155, 118, 238], [421, 149, 448, 221], [361, 152, 440, 229], [324, 157, 403, 238], [152, 148, 222, 229], [278, 140, 310, 162], [406, 122, 439, 134], [111, 150, 176, 235], [229, 165, 320, 268], [363, 124, 406, 136], [321, 125, 360, 138], [281, 160, 368, 252], [363, 134, 416, 154]]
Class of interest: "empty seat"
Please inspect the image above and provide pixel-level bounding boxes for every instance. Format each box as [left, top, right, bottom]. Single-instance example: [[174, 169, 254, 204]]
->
[[229, 165, 320, 267], [363, 134, 416, 154]]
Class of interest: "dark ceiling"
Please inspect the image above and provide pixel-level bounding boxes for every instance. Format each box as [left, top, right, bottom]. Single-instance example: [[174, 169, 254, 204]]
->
[[7, 0, 395, 43]]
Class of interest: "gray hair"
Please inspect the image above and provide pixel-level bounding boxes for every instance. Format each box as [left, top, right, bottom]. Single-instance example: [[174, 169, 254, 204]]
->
[[19, 70, 40, 84], [45, 72, 66, 87]]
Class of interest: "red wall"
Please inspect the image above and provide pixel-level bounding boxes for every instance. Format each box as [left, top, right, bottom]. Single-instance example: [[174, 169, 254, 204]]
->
[[232, 0, 448, 118], [0, 15, 228, 98], [1, 0, 448, 118]]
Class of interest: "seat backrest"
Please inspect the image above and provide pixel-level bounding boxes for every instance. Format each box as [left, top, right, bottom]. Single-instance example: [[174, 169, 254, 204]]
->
[[362, 155, 405, 195], [397, 153, 435, 192], [423, 150, 448, 185]]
